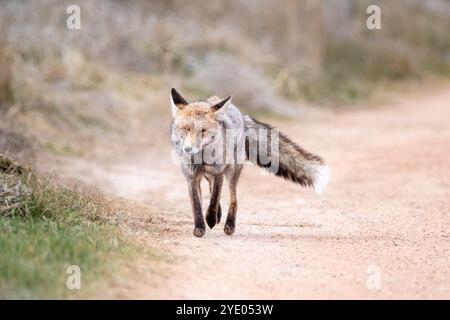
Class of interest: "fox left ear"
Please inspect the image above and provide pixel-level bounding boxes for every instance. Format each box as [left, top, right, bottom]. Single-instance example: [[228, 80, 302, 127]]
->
[[211, 96, 232, 114], [171, 88, 188, 117]]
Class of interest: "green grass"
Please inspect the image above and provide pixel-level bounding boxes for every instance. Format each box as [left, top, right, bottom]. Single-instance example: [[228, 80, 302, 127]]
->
[[0, 172, 149, 299], [291, 39, 417, 106], [42, 142, 80, 156]]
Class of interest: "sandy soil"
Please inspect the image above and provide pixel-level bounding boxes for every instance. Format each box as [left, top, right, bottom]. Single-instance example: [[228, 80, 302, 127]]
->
[[39, 88, 450, 299]]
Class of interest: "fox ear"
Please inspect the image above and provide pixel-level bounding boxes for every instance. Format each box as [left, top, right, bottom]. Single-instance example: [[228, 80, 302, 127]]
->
[[171, 88, 188, 117], [211, 96, 232, 114]]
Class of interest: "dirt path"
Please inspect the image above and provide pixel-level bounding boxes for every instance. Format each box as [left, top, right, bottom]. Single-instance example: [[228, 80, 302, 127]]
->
[[40, 88, 450, 299]]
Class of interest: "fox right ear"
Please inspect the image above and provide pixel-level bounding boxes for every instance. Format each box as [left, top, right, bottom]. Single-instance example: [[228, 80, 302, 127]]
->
[[211, 96, 232, 113], [171, 88, 188, 117]]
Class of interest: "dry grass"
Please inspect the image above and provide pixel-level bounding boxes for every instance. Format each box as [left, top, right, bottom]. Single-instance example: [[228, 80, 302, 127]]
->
[[0, 172, 30, 217], [0, 153, 102, 220], [0, 0, 448, 117], [0, 153, 29, 175], [0, 0, 448, 158], [0, 160, 158, 299]]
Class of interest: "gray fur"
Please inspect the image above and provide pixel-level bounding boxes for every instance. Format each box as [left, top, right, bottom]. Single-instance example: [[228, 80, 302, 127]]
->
[[170, 89, 329, 237]]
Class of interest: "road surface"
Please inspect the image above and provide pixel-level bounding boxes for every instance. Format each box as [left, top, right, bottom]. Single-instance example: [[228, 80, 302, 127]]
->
[[40, 88, 450, 299]]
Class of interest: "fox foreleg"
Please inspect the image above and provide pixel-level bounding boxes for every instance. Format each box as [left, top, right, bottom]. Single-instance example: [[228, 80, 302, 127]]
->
[[187, 175, 206, 237], [206, 175, 224, 229]]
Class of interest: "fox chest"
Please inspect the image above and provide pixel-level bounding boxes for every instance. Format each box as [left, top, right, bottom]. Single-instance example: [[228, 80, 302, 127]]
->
[[181, 163, 226, 178], [203, 163, 227, 176]]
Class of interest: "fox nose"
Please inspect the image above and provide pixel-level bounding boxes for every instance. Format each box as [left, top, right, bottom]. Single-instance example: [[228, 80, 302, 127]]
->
[[183, 146, 192, 153]]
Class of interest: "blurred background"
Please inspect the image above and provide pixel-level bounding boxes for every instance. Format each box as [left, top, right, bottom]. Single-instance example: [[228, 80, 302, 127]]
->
[[1, 0, 450, 161], [1, 0, 450, 299]]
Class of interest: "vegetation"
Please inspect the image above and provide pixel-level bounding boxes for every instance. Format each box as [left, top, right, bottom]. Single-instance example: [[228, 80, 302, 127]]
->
[[1, 0, 449, 119], [0, 164, 147, 299], [0, 0, 449, 298]]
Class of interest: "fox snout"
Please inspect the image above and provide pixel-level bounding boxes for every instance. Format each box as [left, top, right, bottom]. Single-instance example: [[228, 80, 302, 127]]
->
[[183, 144, 201, 155], [183, 145, 192, 153], [182, 134, 202, 155]]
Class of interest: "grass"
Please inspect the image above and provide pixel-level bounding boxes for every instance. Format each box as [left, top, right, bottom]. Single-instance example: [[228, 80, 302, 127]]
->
[[42, 142, 82, 156], [305, 1, 450, 106], [0, 170, 153, 299]]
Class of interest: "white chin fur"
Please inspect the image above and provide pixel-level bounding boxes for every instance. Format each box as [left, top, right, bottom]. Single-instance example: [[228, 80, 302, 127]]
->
[[313, 165, 330, 194]]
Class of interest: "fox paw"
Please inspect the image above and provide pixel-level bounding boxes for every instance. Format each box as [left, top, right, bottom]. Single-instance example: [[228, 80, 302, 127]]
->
[[224, 224, 235, 236], [193, 227, 205, 238]]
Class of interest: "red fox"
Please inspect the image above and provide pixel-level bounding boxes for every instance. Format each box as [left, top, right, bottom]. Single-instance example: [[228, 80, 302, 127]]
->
[[170, 88, 329, 237]]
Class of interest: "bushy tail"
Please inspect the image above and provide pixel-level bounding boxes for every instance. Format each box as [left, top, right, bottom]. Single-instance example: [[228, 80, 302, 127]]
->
[[243, 115, 330, 194]]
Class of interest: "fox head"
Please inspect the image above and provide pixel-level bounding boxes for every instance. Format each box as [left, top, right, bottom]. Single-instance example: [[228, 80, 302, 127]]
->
[[170, 88, 232, 157]]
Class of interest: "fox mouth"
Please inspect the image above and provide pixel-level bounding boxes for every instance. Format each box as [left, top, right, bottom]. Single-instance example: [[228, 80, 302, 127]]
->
[[181, 135, 218, 159], [184, 149, 201, 156]]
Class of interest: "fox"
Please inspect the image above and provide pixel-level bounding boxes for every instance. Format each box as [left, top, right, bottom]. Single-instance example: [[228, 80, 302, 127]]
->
[[170, 88, 329, 237]]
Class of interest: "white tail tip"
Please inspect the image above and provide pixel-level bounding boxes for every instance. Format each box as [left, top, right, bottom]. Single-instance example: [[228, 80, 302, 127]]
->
[[313, 165, 330, 194]]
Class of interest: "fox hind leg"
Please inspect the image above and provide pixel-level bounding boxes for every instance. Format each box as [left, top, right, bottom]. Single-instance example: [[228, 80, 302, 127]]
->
[[224, 165, 243, 235], [207, 176, 222, 223], [205, 174, 223, 225]]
